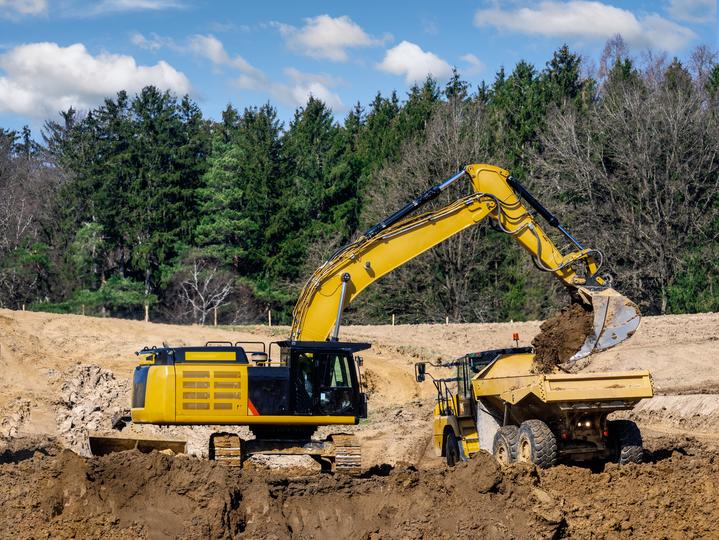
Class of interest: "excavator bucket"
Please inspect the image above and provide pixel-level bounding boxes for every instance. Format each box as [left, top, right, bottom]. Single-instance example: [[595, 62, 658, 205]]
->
[[571, 287, 641, 361]]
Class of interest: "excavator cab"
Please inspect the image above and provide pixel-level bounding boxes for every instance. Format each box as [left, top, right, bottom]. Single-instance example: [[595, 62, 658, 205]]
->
[[279, 341, 369, 419]]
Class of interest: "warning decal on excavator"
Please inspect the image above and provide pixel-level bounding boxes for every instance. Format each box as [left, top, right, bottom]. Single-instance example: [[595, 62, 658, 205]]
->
[[247, 399, 260, 416]]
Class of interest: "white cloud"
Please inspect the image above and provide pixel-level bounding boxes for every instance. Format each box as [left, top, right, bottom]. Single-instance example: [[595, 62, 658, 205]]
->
[[188, 34, 263, 78], [461, 53, 485, 76], [275, 14, 388, 61], [0, 0, 47, 17], [130, 32, 176, 51], [377, 41, 453, 84], [0, 42, 191, 118], [261, 68, 344, 111], [283, 67, 343, 87], [474, 1, 697, 52], [667, 0, 716, 24], [271, 81, 344, 111], [89, 0, 184, 15]]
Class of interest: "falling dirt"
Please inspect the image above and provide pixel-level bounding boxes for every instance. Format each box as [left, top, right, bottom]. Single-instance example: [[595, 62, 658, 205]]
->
[[532, 303, 594, 373]]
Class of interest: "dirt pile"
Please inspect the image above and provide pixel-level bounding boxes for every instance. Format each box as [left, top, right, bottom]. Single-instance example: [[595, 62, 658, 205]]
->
[[1, 445, 717, 540], [0, 447, 243, 539], [532, 303, 594, 373], [539, 453, 719, 539], [0, 398, 31, 438], [0, 448, 560, 540]]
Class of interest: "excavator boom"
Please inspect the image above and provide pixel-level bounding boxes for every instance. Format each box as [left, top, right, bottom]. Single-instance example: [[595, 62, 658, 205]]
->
[[291, 164, 639, 361]]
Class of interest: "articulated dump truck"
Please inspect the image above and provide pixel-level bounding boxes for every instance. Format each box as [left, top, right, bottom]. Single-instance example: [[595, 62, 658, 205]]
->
[[416, 347, 653, 468]]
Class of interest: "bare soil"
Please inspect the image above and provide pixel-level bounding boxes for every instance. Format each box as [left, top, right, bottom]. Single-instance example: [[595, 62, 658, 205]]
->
[[1, 308, 719, 538], [1, 441, 716, 540], [531, 303, 594, 373]]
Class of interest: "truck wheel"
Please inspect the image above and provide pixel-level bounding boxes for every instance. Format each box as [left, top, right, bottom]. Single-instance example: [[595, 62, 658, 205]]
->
[[445, 431, 460, 467], [609, 420, 643, 465], [517, 420, 557, 468], [493, 425, 519, 465]]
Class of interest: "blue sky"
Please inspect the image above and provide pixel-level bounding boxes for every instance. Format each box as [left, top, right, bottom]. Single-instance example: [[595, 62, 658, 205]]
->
[[0, 0, 716, 133]]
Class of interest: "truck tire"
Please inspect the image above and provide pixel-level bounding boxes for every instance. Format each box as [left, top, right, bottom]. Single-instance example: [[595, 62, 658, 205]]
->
[[492, 425, 519, 465], [609, 419, 643, 465], [517, 420, 557, 468], [445, 431, 460, 467]]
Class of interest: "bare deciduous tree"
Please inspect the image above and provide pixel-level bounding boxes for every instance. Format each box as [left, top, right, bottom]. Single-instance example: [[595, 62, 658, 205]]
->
[[533, 62, 719, 314], [174, 253, 234, 325]]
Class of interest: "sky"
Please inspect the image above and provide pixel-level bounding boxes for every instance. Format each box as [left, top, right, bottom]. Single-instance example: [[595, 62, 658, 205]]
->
[[0, 0, 716, 133]]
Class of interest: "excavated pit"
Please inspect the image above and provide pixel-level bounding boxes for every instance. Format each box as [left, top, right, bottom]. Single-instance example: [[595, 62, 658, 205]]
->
[[532, 303, 594, 373], [0, 443, 717, 539]]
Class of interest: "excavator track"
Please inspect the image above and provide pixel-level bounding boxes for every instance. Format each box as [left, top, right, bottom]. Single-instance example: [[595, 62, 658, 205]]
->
[[210, 433, 243, 467], [332, 434, 362, 474]]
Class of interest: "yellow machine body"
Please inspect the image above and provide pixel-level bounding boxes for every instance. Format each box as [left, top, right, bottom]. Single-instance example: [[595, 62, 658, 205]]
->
[[131, 345, 362, 427], [423, 349, 653, 462]]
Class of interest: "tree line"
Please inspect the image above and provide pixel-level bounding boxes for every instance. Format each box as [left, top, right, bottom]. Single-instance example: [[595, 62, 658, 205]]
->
[[1, 39, 718, 325]]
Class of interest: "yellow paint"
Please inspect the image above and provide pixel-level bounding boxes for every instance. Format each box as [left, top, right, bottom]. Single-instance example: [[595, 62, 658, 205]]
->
[[472, 353, 654, 404], [131, 362, 358, 426], [131, 365, 175, 423], [175, 363, 247, 421], [185, 351, 236, 361]]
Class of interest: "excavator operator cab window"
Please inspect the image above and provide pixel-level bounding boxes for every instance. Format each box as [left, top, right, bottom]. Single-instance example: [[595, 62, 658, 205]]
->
[[290, 349, 357, 416], [294, 353, 316, 414], [318, 353, 354, 415]]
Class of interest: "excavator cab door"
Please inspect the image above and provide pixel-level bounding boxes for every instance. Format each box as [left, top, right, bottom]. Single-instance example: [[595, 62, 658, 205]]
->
[[282, 341, 370, 419], [317, 352, 355, 415]]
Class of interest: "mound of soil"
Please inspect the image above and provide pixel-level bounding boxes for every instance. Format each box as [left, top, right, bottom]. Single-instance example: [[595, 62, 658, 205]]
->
[[0, 448, 557, 539], [532, 303, 594, 373], [1, 444, 717, 539], [539, 454, 719, 539]]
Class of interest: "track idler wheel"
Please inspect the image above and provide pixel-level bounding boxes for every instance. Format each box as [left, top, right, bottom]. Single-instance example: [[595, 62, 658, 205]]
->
[[330, 434, 362, 474], [209, 432, 243, 467]]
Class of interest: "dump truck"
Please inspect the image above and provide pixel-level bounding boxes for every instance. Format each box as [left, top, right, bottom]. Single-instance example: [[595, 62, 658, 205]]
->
[[416, 347, 654, 467]]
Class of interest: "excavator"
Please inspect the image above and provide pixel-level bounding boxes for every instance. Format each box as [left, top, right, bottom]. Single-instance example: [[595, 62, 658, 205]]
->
[[90, 164, 640, 472]]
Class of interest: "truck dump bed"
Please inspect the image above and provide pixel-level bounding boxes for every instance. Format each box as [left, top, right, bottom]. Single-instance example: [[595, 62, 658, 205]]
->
[[471, 352, 653, 417]]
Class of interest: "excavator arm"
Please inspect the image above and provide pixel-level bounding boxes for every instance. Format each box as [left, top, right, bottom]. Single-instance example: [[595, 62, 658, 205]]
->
[[291, 164, 639, 361]]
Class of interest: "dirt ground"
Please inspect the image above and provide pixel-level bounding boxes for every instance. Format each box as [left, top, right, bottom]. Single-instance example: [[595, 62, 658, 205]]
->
[[1, 308, 719, 538]]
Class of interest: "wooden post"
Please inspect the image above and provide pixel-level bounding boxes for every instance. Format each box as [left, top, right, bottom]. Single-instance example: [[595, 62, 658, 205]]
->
[[144, 304, 149, 322], [81, 304, 85, 316], [268, 309, 272, 327], [22, 304, 25, 311], [446, 316, 449, 325], [213, 306, 218, 327], [392, 314, 395, 326]]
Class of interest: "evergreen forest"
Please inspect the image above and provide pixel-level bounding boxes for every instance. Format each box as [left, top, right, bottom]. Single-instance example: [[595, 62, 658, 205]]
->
[[2, 41, 718, 325]]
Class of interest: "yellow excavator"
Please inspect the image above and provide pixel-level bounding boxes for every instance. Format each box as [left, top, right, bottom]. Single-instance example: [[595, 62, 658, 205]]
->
[[91, 164, 640, 471]]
